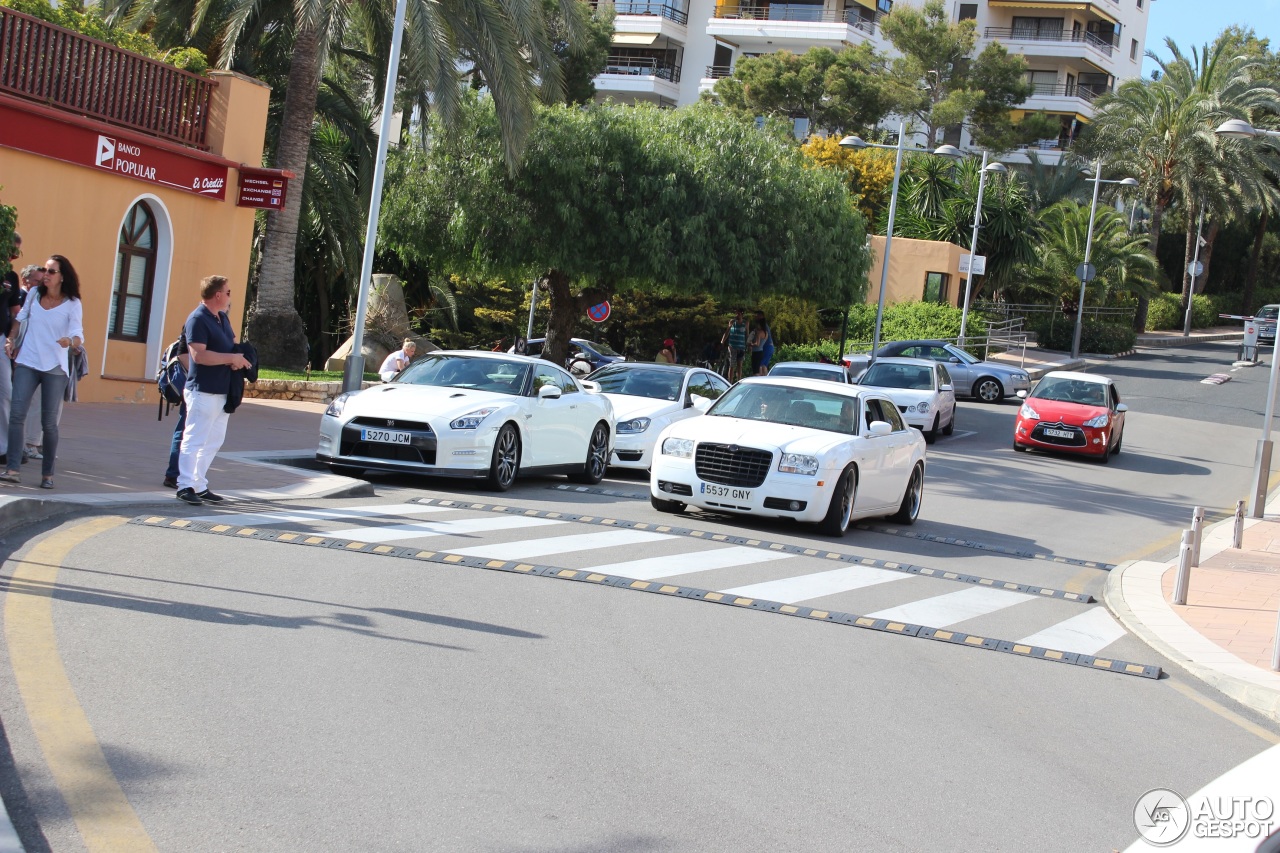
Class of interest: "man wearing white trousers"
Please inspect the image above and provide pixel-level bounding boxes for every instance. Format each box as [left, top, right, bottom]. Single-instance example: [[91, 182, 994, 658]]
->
[[176, 275, 251, 507]]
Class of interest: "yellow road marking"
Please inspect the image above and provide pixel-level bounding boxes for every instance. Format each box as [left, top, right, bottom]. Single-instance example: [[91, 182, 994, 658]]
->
[[4, 516, 159, 852], [1166, 680, 1280, 745]]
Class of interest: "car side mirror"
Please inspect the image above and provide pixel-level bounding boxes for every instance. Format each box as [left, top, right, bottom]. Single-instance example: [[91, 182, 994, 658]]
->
[[691, 396, 713, 412], [867, 421, 892, 437], [1115, 403, 1128, 413], [538, 384, 562, 400], [1016, 390, 1028, 399], [949, 356, 961, 363], [940, 384, 953, 392]]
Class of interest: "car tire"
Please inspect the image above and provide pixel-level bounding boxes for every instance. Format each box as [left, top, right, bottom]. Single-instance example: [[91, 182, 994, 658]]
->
[[889, 463, 924, 525], [650, 494, 685, 514], [942, 408, 955, 436], [329, 464, 365, 478], [486, 423, 520, 491], [569, 422, 610, 484], [819, 466, 857, 537], [1097, 443, 1112, 465], [924, 415, 939, 444], [974, 377, 1004, 404], [1113, 431, 1123, 455], [1012, 440, 1028, 452]]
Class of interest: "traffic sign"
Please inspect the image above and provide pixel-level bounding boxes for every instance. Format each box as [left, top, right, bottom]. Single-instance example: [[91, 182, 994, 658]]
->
[[1076, 262, 1096, 282], [587, 301, 611, 323], [1188, 261, 1204, 277], [958, 254, 986, 275]]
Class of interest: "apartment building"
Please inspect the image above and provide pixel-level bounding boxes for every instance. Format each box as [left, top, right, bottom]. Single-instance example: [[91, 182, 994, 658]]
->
[[593, 0, 1150, 155]]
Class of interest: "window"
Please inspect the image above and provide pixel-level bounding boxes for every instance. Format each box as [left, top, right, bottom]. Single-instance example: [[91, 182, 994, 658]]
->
[[109, 201, 157, 341], [923, 272, 949, 304], [957, 3, 977, 20], [1011, 16, 1064, 38], [1130, 38, 1138, 60], [1024, 69, 1058, 95], [1137, 0, 1143, 8]]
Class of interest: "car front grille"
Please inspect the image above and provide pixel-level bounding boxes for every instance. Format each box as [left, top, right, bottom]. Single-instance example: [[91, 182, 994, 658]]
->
[[340, 423, 437, 464], [615, 450, 644, 462], [695, 443, 772, 488], [350, 416, 432, 433], [1031, 421, 1086, 447]]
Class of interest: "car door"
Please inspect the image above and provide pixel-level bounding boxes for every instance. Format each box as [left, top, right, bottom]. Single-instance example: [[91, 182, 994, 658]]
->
[[527, 364, 582, 466], [940, 345, 978, 395], [935, 364, 957, 427], [684, 371, 729, 418], [873, 397, 918, 509], [1109, 383, 1125, 446], [856, 397, 898, 510]]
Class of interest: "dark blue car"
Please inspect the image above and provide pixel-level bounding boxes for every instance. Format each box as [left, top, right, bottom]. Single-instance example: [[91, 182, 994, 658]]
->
[[516, 338, 626, 374]]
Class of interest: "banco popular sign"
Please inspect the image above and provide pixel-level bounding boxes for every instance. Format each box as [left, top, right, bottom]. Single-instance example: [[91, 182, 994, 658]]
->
[[94, 134, 227, 199]]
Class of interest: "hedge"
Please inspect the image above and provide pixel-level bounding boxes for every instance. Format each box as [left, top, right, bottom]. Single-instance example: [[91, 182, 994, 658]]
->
[[1025, 315, 1136, 354]]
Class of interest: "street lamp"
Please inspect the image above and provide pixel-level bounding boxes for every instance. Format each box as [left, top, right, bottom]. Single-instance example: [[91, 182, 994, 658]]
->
[[1071, 161, 1138, 360], [958, 152, 1008, 347], [840, 123, 961, 360]]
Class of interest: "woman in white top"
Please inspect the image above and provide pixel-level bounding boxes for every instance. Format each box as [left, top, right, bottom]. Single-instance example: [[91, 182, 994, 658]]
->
[[2, 255, 84, 489], [378, 339, 416, 382]]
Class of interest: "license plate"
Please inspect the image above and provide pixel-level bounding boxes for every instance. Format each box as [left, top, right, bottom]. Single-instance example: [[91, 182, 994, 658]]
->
[[1044, 428, 1074, 439], [701, 482, 752, 501], [361, 428, 412, 444]]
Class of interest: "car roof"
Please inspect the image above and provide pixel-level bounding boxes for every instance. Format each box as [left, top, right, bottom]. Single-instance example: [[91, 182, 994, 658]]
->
[[864, 356, 938, 368], [880, 339, 948, 349], [1038, 370, 1111, 385], [772, 361, 843, 370], [736, 376, 871, 398], [592, 361, 690, 372]]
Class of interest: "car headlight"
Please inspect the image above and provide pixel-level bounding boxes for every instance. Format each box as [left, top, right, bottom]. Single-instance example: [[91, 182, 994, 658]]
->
[[325, 393, 351, 418], [617, 417, 652, 435], [914, 401, 931, 414], [661, 437, 695, 458], [1019, 403, 1040, 420], [1083, 412, 1109, 428], [450, 407, 498, 430], [1012, 373, 1028, 382], [778, 453, 819, 476]]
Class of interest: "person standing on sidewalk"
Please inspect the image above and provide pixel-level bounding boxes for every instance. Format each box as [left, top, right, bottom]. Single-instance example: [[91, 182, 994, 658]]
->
[[722, 308, 747, 382], [0, 233, 23, 466], [175, 276, 251, 506], [163, 336, 190, 489]]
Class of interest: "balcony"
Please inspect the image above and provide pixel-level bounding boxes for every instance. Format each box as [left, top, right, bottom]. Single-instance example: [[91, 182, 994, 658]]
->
[[602, 55, 683, 82], [708, 4, 885, 48], [610, 1, 689, 25], [0, 5, 215, 149], [1026, 81, 1112, 103], [985, 26, 1120, 61]]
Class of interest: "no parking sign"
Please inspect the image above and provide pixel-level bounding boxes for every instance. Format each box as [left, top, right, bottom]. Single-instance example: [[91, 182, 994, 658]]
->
[[587, 301, 611, 323]]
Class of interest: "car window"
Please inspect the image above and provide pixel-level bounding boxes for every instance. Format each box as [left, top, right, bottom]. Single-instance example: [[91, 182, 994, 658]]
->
[[1032, 377, 1107, 405], [708, 383, 857, 435], [944, 345, 978, 364], [937, 364, 951, 387], [592, 367, 683, 400], [398, 354, 531, 395], [862, 363, 934, 391], [1110, 385, 1121, 409], [1257, 306, 1279, 321], [770, 365, 843, 382], [533, 366, 564, 394], [525, 341, 544, 356], [898, 346, 925, 359], [865, 398, 905, 432], [558, 368, 580, 394], [688, 372, 726, 403], [707, 374, 730, 397]]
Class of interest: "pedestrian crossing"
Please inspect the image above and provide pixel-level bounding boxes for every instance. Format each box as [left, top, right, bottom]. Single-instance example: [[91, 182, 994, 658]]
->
[[140, 498, 1150, 673]]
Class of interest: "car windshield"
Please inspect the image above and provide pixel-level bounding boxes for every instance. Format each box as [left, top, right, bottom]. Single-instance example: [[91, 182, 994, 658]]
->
[[945, 346, 979, 364], [589, 366, 683, 401], [1257, 306, 1279, 321], [586, 339, 622, 357], [770, 365, 844, 382], [708, 384, 858, 435], [397, 354, 530, 395], [860, 363, 934, 391], [1031, 377, 1108, 406]]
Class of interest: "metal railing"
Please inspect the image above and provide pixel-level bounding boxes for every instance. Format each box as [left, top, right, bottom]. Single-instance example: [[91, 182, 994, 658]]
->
[[611, 1, 690, 25], [705, 65, 734, 79], [975, 301, 1137, 329], [984, 318, 1030, 366], [714, 3, 885, 29], [984, 26, 1119, 57], [1026, 82, 1113, 102], [0, 5, 215, 149], [602, 55, 683, 82]]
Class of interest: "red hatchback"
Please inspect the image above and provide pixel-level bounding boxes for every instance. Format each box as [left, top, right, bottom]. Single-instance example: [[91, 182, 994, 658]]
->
[[1012, 371, 1128, 464]]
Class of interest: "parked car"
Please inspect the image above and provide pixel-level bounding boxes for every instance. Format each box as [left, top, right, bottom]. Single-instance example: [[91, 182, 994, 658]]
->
[[317, 351, 614, 490], [1255, 305, 1279, 346], [514, 338, 625, 374], [768, 361, 853, 384], [1012, 370, 1127, 463], [650, 376, 927, 535], [853, 357, 957, 443], [864, 340, 1030, 403], [586, 362, 730, 470]]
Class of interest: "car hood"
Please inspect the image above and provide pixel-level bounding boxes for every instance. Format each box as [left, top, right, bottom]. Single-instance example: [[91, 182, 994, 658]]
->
[[606, 394, 683, 421], [1023, 397, 1108, 424], [342, 383, 520, 421], [664, 415, 849, 456], [971, 361, 1027, 377]]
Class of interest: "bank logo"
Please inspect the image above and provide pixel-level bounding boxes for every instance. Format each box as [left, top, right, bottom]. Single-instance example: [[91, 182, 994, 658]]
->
[[96, 135, 116, 168], [1135, 788, 1191, 846]]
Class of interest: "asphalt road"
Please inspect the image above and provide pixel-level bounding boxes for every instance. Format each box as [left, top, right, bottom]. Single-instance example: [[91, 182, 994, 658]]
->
[[2, 341, 1278, 853]]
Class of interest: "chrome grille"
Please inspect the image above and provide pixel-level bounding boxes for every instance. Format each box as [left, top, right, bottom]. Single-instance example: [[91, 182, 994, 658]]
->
[[350, 416, 432, 433], [695, 443, 772, 488]]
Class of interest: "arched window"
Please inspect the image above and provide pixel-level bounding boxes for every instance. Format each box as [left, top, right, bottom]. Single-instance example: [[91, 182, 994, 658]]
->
[[109, 201, 157, 341]]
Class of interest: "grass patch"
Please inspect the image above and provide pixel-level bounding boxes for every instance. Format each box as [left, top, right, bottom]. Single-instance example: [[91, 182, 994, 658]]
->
[[258, 368, 379, 382]]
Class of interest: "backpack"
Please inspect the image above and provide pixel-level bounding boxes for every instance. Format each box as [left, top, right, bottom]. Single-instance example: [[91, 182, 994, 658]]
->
[[156, 335, 187, 420]]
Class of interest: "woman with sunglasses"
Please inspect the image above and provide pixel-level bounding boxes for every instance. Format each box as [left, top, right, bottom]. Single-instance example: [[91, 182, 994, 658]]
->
[[2, 255, 83, 489]]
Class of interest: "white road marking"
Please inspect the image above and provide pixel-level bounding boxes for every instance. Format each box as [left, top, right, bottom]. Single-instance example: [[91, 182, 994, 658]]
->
[[448, 529, 674, 559], [1017, 607, 1127, 655], [188, 503, 452, 525], [588, 546, 790, 581], [719, 566, 910, 601], [314, 516, 563, 543], [866, 587, 1032, 626]]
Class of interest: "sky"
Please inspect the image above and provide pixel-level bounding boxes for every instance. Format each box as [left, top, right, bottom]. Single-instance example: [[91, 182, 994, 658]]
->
[[1141, 0, 1280, 76]]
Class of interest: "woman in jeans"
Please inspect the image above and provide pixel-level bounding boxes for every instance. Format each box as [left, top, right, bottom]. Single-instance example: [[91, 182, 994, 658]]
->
[[1, 255, 83, 489]]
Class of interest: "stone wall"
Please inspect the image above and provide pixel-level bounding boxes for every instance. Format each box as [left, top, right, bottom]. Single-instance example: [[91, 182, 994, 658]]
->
[[243, 379, 378, 404]]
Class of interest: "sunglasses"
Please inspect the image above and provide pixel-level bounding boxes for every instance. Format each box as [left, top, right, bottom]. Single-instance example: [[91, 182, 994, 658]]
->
[[43, 268, 60, 275]]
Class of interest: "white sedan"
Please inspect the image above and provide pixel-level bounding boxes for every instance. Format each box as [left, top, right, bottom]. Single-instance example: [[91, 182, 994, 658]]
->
[[586, 362, 731, 470], [854, 357, 957, 443], [650, 377, 927, 535], [317, 351, 614, 490]]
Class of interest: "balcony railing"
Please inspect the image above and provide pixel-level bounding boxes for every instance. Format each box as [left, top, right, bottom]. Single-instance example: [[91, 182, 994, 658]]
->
[[611, 1, 690, 25], [1026, 82, 1113, 102], [602, 55, 683, 83], [985, 26, 1119, 57], [714, 4, 886, 31], [705, 65, 734, 79], [0, 6, 215, 149]]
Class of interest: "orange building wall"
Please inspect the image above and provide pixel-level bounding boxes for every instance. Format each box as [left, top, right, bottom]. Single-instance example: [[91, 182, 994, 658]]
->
[[866, 235, 969, 309], [0, 71, 270, 403]]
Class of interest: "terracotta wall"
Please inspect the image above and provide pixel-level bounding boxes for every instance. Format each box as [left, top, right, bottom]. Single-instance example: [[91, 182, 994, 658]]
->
[[866, 235, 969, 309]]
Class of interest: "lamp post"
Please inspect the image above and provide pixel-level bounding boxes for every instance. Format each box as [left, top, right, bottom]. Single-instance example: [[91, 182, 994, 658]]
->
[[1072, 161, 1138, 360], [958, 151, 1008, 347], [840, 124, 961, 361]]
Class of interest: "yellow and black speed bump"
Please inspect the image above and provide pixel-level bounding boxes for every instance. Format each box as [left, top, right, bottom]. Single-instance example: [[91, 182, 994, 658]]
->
[[128, 514, 1161, 678], [407, 498, 1096, 604], [548, 483, 1114, 570]]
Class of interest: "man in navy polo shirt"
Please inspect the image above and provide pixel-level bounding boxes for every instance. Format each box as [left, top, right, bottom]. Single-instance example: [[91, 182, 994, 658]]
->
[[176, 275, 252, 506]]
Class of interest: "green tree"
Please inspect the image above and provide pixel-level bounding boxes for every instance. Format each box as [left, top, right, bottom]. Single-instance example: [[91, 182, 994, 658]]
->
[[379, 101, 871, 366], [879, 0, 1034, 150], [0, 195, 16, 278]]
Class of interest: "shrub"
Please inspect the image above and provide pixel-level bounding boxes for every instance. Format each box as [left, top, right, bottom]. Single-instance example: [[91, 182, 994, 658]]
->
[[774, 340, 844, 364], [1026, 315, 1135, 354], [1145, 292, 1219, 330]]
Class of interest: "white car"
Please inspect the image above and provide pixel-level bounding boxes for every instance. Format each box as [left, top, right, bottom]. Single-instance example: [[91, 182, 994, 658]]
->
[[650, 376, 927, 535], [586, 362, 731, 470], [855, 357, 957, 443], [317, 351, 614, 490], [768, 361, 853, 384]]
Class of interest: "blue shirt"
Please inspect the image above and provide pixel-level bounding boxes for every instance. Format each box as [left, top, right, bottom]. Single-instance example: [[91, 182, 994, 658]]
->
[[184, 304, 234, 395]]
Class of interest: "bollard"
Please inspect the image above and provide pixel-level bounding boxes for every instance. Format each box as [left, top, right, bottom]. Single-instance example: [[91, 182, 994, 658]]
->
[[1190, 506, 1205, 566], [1173, 530, 1194, 606], [1233, 500, 1246, 549]]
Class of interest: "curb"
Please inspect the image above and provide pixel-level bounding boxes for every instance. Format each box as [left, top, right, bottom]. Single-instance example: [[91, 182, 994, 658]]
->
[[1135, 332, 1245, 348]]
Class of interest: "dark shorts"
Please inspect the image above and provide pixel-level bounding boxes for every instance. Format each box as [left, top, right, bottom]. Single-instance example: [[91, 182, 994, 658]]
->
[[750, 351, 764, 373], [728, 347, 745, 362]]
